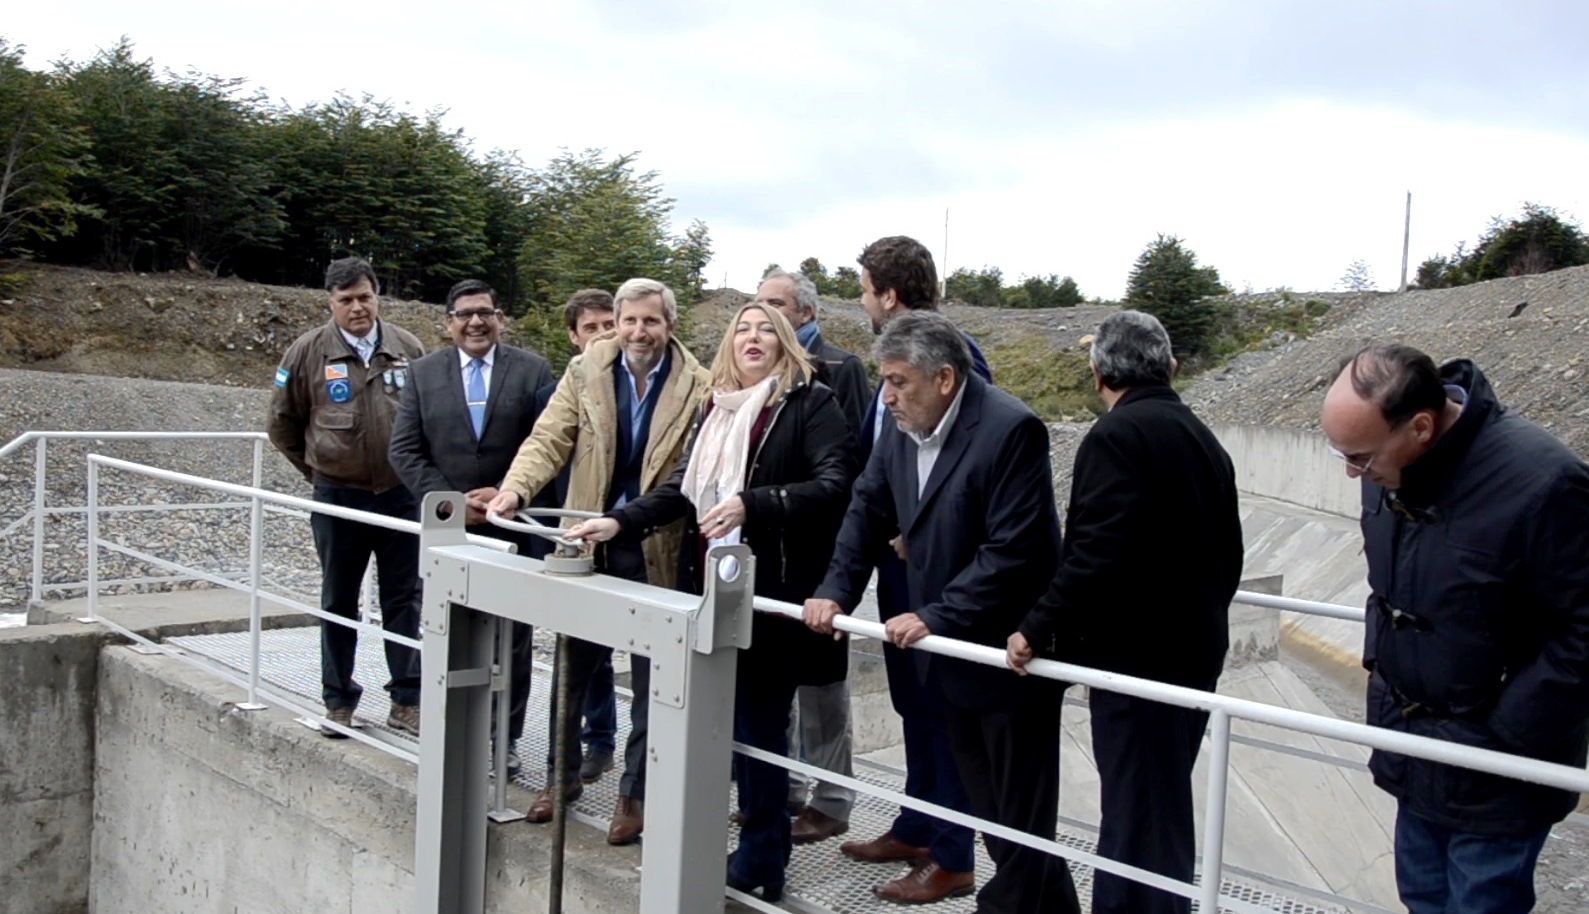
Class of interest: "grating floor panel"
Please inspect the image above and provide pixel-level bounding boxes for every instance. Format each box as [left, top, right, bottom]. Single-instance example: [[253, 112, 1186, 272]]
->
[[167, 627, 1345, 914]]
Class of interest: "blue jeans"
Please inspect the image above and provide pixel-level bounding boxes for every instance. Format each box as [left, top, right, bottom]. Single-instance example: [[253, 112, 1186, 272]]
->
[[1394, 804, 1548, 914]]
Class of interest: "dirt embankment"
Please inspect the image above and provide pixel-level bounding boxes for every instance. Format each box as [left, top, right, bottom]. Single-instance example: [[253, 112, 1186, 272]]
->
[[1184, 266, 1589, 457]]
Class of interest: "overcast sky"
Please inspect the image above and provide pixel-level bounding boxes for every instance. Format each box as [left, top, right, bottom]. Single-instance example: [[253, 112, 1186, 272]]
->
[[11, 1, 1589, 299]]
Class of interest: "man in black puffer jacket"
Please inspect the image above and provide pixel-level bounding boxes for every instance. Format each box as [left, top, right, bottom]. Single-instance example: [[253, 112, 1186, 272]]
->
[[1321, 344, 1589, 914]]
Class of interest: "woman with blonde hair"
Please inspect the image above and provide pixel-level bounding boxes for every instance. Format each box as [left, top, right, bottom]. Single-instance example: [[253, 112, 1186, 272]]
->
[[568, 301, 858, 900]]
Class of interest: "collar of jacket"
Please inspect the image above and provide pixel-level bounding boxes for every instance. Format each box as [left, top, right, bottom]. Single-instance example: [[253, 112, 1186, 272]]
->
[[1396, 359, 1498, 504], [1111, 383, 1180, 410], [578, 332, 707, 429]]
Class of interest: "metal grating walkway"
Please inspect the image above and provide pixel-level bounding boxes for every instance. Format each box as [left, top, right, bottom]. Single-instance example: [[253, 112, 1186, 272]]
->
[[166, 627, 1346, 914]]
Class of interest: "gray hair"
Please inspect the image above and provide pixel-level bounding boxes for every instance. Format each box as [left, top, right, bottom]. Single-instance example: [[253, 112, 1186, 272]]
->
[[1091, 311, 1174, 389], [761, 268, 819, 316], [613, 277, 678, 325], [873, 310, 972, 383]]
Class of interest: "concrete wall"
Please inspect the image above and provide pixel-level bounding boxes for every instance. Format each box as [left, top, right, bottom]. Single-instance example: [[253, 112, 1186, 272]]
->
[[0, 624, 104, 914], [90, 647, 644, 914], [1213, 423, 1360, 518]]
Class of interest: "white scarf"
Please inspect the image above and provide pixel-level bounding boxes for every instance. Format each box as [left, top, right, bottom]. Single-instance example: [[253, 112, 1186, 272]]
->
[[681, 377, 779, 535]]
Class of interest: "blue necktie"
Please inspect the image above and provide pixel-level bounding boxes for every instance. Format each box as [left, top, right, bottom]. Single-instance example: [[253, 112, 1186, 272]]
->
[[466, 358, 487, 438]]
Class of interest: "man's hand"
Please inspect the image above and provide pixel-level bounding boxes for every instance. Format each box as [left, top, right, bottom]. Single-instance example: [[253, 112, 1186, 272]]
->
[[803, 598, 846, 641], [885, 613, 931, 649], [889, 534, 907, 562], [464, 487, 498, 526], [699, 496, 747, 539], [1006, 631, 1034, 676], [485, 489, 522, 519]]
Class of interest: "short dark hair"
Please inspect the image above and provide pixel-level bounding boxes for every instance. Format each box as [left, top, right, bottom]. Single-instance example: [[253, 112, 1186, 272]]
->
[[1341, 344, 1448, 426], [446, 279, 497, 310], [324, 257, 379, 294], [858, 236, 939, 310], [564, 288, 616, 331]]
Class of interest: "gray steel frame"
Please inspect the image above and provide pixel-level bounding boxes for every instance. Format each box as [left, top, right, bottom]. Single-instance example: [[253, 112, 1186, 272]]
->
[[412, 493, 755, 914]]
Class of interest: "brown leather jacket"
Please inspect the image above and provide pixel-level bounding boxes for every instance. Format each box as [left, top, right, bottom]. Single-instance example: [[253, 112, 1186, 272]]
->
[[266, 319, 426, 493]]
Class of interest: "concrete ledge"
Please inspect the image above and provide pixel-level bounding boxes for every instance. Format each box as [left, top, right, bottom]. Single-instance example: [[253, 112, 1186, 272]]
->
[[28, 588, 315, 641], [90, 646, 644, 914], [0, 623, 105, 914]]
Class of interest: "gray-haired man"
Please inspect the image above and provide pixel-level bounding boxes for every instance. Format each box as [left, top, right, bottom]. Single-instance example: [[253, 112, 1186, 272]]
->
[[1010, 311, 1243, 914]]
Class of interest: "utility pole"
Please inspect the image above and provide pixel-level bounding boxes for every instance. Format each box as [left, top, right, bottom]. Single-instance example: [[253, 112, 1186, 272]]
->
[[1399, 191, 1412, 293], [941, 207, 950, 300]]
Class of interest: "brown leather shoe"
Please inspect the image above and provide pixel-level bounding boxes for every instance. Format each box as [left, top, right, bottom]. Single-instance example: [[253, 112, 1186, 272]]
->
[[791, 808, 849, 845], [607, 797, 644, 845], [321, 706, 354, 739], [873, 861, 975, 904], [841, 832, 931, 863], [525, 783, 583, 824]]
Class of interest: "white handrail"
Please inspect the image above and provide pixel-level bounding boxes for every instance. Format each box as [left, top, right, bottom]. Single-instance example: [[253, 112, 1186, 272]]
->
[[86, 455, 514, 553], [751, 596, 1589, 795]]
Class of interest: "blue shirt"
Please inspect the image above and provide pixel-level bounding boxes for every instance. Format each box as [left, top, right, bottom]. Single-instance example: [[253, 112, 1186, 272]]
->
[[611, 349, 671, 507]]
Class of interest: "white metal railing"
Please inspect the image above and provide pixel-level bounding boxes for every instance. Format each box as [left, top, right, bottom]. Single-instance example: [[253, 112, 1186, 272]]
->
[[79, 453, 524, 761], [0, 431, 271, 605], [747, 595, 1589, 914], [15, 438, 1581, 913]]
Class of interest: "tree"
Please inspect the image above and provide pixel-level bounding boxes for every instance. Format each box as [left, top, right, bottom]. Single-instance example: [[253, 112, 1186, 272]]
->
[[1013, 273, 1083, 308], [830, 266, 861, 299], [1124, 234, 1227, 359], [1414, 204, 1589, 289], [0, 39, 93, 257], [518, 149, 697, 310], [669, 219, 712, 300], [1338, 259, 1375, 292], [945, 266, 1004, 307]]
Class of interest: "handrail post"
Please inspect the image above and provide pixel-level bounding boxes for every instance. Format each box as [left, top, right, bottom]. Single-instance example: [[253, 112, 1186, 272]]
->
[[85, 458, 100, 622], [238, 491, 266, 710], [31, 436, 45, 606], [1199, 709, 1232, 913], [250, 436, 263, 490]]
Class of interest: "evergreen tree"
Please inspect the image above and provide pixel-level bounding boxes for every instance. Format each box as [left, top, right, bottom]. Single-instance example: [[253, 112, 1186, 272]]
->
[[1123, 234, 1227, 359]]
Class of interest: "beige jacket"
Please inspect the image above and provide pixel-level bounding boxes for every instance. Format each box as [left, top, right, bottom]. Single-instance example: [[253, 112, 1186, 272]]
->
[[499, 333, 711, 589]]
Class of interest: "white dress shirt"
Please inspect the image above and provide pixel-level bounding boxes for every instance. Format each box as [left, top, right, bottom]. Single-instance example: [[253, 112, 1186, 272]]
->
[[905, 382, 967, 498]]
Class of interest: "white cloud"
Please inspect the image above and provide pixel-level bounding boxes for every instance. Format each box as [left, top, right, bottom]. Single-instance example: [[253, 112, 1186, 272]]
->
[[10, 1, 1589, 300]]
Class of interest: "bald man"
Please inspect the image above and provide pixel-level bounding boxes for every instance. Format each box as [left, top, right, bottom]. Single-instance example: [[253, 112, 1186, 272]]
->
[[1321, 344, 1589, 914]]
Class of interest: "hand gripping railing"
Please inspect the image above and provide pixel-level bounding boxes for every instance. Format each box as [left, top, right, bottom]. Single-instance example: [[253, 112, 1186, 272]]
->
[[749, 595, 1588, 914]]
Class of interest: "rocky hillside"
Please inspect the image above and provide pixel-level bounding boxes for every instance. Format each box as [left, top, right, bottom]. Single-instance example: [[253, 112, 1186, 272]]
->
[[1184, 266, 1589, 457]]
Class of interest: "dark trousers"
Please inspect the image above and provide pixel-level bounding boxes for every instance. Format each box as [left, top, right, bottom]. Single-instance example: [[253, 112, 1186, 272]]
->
[[1394, 804, 1548, 914], [311, 481, 422, 709], [1090, 688, 1210, 914], [582, 655, 618, 755], [945, 699, 1079, 914], [545, 539, 650, 800], [884, 643, 976, 872], [730, 670, 800, 886]]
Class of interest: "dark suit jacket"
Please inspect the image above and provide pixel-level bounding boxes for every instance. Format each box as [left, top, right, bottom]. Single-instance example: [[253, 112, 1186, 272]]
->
[[1018, 384, 1242, 689], [803, 328, 869, 442], [389, 344, 555, 555], [816, 374, 1061, 710]]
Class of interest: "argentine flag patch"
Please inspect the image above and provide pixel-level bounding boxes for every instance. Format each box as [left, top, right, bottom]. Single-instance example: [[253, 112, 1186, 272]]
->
[[274, 367, 289, 388]]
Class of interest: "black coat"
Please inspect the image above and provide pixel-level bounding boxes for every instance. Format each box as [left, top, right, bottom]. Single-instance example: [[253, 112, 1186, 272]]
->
[[609, 377, 858, 690], [1360, 360, 1589, 836], [816, 374, 1061, 711], [1018, 385, 1243, 689], [803, 327, 870, 443]]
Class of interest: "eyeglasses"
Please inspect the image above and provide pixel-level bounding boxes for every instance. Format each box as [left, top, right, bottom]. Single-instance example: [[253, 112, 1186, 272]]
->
[[448, 308, 501, 323], [1325, 419, 1406, 474]]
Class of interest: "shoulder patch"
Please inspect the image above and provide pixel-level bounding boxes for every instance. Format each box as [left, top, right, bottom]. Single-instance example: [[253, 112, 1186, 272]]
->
[[274, 367, 289, 388]]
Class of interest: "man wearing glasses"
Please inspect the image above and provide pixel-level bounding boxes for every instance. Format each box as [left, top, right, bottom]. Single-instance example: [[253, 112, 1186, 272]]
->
[[1320, 344, 1589, 914], [389, 278, 555, 773]]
